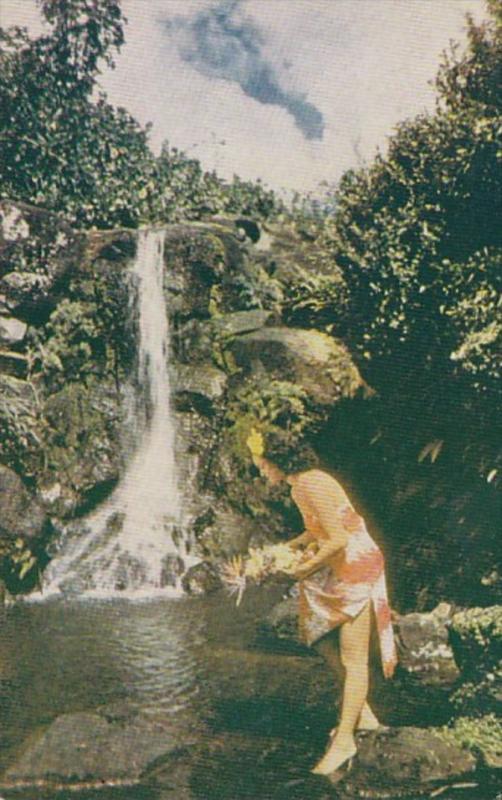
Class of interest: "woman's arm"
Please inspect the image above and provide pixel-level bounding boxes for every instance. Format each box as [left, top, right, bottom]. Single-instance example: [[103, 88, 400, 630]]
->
[[290, 471, 348, 579], [292, 539, 342, 580], [288, 530, 315, 549]]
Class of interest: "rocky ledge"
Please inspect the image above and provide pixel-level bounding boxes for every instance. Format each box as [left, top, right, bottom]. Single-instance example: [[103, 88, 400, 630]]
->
[[0, 713, 485, 800]]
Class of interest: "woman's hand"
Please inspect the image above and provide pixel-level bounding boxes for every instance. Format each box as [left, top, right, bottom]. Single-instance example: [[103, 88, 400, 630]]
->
[[288, 531, 314, 550], [289, 562, 314, 581], [288, 539, 342, 581]]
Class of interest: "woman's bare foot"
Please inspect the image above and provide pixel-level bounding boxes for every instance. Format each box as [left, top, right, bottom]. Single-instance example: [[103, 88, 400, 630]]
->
[[311, 734, 357, 775]]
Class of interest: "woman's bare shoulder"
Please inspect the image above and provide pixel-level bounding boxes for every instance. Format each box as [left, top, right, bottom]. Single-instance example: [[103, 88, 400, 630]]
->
[[296, 469, 348, 499]]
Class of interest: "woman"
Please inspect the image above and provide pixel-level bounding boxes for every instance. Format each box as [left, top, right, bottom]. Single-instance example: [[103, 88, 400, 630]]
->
[[249, 432, 397, 776]]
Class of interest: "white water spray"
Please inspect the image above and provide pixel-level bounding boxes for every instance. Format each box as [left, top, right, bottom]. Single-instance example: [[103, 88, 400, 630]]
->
[[43, 229, 194, 597]]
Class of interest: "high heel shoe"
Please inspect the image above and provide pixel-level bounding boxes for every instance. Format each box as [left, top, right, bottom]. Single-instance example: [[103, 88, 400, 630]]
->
[[311, 743, 357, 776]]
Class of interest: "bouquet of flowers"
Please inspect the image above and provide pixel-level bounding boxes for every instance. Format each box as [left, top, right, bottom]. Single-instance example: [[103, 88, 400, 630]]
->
[[221, 542, 306, 605]]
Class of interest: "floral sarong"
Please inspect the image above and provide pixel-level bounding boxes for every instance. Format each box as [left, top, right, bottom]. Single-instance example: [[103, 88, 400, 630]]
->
[[298, 503, 397, 678]]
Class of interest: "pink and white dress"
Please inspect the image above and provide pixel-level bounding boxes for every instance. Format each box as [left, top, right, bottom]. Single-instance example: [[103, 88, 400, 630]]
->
[[292, 476, 397, 679]]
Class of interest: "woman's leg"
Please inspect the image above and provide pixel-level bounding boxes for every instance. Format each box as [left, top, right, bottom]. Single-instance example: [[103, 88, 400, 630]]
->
[[357, 701, 380, 730], [315, 622, 380, 732], [312, 603, 372, 774]]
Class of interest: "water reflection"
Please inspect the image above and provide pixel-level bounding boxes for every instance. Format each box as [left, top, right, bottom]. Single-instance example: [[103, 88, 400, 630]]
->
[[0, 590, 275, 772], [2, 591, 490, 800]]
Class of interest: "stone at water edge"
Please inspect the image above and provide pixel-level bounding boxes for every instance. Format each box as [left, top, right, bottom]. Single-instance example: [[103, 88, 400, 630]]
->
[[257, 595, 307, 654], [182, 561, 222, 595], [2, 708, 204, 789], [261, 598, 461, 681], [339, 726, 477, 796]]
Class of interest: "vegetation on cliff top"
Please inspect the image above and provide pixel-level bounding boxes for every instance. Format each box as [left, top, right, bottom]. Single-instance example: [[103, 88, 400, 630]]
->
[[0, 0, 282, 229]]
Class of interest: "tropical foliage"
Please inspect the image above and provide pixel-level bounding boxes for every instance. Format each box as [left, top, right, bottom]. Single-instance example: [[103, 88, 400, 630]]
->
[[290, 7, 501, 401]]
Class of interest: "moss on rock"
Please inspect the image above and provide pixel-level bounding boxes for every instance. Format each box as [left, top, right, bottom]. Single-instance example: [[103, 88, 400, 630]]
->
[[439, 714, 502, 768]]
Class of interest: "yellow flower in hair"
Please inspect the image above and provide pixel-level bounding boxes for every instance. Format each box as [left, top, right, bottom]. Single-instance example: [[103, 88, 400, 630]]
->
[[246, 427, 264, 457]]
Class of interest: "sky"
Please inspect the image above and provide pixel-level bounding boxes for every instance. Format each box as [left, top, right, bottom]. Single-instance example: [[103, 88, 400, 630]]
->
[[1, 0, 486, 197]]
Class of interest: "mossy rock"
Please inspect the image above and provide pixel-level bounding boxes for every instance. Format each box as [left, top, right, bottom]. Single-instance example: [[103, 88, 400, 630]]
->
[[450, 665, 502, 717], [449, 606, 502, 674], [163, 224, 227, 321], [229, 327, 364, 407]]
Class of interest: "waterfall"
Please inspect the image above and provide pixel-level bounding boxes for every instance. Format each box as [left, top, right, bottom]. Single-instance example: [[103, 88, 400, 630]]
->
[[43, 229, 196, 598]]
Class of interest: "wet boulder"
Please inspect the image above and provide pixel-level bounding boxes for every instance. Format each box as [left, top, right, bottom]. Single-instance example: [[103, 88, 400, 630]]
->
[[258, 595, 304, 653], [193, 505, 257, 560]]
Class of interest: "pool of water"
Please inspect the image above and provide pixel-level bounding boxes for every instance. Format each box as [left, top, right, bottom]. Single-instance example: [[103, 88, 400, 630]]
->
[[0, 591, 497, 800], [0, 588, 327, 799]]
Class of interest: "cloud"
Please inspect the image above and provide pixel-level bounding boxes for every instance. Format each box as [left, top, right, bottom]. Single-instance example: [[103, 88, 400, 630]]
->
[[164, 0, 324, 141]]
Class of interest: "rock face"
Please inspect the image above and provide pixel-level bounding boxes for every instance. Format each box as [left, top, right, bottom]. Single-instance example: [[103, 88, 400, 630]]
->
[[0, 202, 494, 617], [173, 363, 227, 414], [193, 505, 259, 560], [0, 464, 46, 541], [0, 315, 27, 346]]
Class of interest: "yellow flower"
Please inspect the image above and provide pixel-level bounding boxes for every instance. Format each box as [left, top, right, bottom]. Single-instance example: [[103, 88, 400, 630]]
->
[[246, 427, 264, 458]]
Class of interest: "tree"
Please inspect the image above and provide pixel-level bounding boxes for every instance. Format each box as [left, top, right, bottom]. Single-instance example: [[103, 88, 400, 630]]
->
[[156, 142, 282, 223], [0, 1, 282, 230], [295, 3, 501, 403], [0, 0, 161, 228]]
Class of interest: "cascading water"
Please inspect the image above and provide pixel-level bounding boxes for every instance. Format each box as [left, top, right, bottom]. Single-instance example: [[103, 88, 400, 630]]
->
[[43, 229, 196, 598]]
